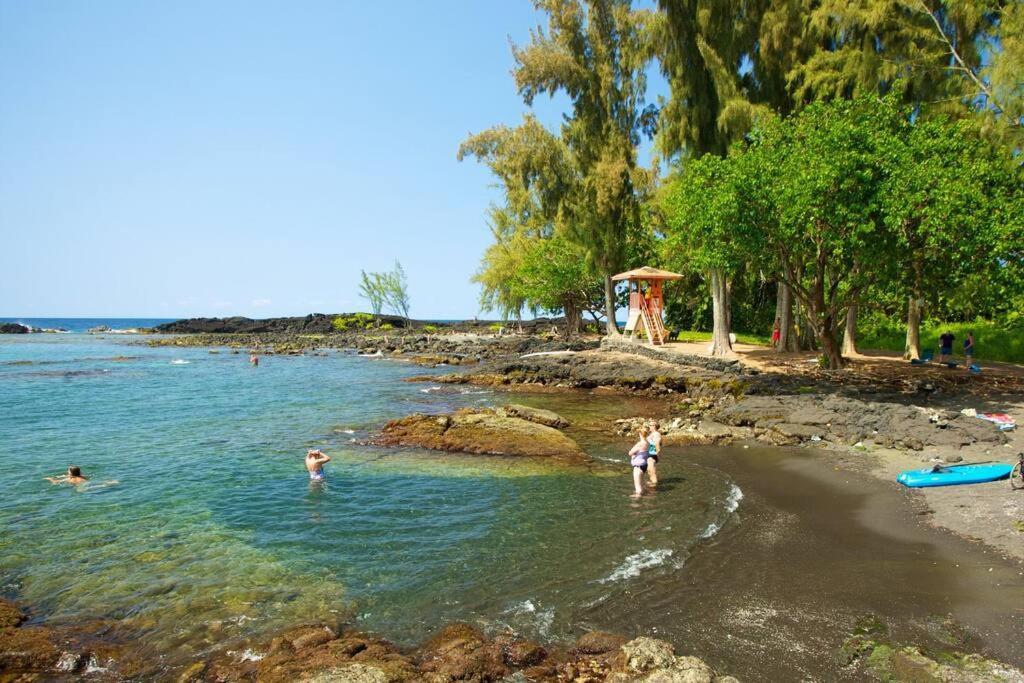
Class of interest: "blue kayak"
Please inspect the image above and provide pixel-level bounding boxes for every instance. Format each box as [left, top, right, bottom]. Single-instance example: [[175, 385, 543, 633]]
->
[[896, 463, 1014, 488]]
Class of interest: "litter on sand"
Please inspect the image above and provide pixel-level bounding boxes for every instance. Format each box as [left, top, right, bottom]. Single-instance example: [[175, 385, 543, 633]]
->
[[975, 412, 1016, 431]]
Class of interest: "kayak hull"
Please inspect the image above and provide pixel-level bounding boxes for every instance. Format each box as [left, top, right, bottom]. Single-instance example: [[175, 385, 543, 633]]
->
[[896, 464, 1014, 488]]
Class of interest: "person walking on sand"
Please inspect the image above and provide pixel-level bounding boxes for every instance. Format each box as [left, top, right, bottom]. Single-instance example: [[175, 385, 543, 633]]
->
[[628, 427, 651, 498], [647, 420, 662, 486], [771, 319, 781, 350], [963, 332, 975, 370], [305, 449, 331, 482], [45, 465, 88, 485]]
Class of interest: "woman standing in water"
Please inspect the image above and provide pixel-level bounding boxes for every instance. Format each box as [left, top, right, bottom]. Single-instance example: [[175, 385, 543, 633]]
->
[[646, 420, 662, 486], [628, 427, 651, 497]]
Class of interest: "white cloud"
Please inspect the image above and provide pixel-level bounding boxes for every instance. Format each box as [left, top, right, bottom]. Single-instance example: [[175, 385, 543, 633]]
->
[[252, 298, 272, 307]]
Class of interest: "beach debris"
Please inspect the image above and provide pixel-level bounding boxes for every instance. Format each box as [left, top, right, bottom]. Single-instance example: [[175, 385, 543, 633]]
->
[[975, 412, 1016, 431]]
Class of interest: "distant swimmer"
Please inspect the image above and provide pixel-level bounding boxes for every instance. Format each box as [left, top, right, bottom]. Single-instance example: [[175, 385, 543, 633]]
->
[[305, 449, 331, 482], [647, 420, 662, 486], [628, 427, 651, 498], [250, 354, 259, 366], [45, 465, 88, 485]]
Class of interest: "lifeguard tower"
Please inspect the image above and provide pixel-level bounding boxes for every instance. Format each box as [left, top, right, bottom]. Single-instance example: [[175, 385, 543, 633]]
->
[[612, 266, 683, 346]]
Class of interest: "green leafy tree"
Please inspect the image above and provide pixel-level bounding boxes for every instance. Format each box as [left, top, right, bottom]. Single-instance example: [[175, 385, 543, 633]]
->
[[742, 96, 894, 369], [660, 154, 749, 355]]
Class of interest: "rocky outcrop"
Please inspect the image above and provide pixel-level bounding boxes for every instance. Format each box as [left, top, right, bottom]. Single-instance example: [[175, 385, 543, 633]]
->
[[712, 394, 1009, 450], [499, 403, 570, 428], [376, 407, 585, 459], [0, 322, 29, 334]]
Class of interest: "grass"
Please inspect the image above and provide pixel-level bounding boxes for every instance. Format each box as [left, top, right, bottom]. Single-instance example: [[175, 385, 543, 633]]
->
[[674, 318, 1024, 365], [859, 319, 1024, 364], [675, 330, 771, 346]]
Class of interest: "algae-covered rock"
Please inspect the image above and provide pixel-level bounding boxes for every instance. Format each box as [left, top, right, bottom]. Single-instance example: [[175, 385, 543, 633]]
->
[[377, 408, 585, 459], [499, 403, 570, 428], [575, 631, 628, 655]]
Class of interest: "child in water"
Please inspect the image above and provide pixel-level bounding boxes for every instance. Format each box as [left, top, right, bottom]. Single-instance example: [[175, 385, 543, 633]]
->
[[628, 427, 651, 497]]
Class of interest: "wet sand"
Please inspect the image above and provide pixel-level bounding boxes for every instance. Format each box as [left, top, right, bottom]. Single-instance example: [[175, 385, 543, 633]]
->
[[576, 443, 1024, 681]]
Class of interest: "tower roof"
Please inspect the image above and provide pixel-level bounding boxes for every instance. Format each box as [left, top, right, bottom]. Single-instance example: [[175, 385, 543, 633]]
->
[[611, 266, 684, 281]]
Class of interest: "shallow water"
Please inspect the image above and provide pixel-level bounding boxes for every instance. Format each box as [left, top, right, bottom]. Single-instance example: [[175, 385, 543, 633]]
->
[[2, 334, 1021, 680], [0, 334, 734, 669]]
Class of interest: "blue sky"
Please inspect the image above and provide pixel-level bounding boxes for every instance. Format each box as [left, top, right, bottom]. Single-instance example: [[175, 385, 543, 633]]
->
[[0, 1, 665, 319]]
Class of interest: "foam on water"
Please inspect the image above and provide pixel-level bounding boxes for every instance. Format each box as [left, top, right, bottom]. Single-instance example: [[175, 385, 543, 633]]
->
[[600, 549, 675, 584]]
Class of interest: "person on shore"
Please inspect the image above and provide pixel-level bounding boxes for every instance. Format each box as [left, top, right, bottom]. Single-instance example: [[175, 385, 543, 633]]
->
[[45, 466, 88, 485], [771, 319, 781, 350], [250, 353, 259, 366], [938, 331, 955, 363], [647, 420, 662, 486], [628, 427, 651, 498], [306, 449, 331, 482], [963, 332, 974, 370]]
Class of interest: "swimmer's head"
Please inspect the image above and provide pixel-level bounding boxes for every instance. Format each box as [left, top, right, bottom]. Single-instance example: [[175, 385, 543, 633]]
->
[[68, 466, 82, 477]]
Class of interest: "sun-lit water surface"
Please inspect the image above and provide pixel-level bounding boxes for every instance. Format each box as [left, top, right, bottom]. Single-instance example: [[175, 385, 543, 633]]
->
[[0, 333, 737, 665]]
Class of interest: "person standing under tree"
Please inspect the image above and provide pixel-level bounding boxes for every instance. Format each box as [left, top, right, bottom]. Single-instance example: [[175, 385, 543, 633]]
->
[[963, 332, 975, 370], [771, 319, 781, 350], [939, 331, 955, 363]]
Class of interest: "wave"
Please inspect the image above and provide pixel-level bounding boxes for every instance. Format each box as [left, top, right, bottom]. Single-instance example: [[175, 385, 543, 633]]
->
[[419, 386, 442, 393], [725, 484, 744, 512], [170, 360, 190, 365], [599, 548, 674, 584], [700, 522, 721, 539], [502, 599, 555, 638]]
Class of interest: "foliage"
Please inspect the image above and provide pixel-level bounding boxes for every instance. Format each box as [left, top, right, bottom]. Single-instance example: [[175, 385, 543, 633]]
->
[[358, 271, 387, 319], [380, 261, 411, 327], [675, 330, 771, 346], [463, 0, 656, 333], [859, 316, 1024, 364], [422, 324, 438, 334]]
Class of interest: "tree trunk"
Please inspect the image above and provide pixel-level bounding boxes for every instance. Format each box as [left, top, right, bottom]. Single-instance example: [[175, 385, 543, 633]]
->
[[819, 326, 845, 369], [905, 297, 922, 359], [775, 281, 797, 352], [841, 302, 858, 356], [603, 273, 618, 336], [563, 298, 581, 339], [709, 268, 733, 356], [904, 258, 924, 359]]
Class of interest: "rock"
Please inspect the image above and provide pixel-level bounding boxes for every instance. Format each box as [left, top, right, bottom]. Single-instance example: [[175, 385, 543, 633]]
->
[[0, 322, 30, 334], [54, 650, 84, 673], [417, 622, 507, 681], [0, 625, 61, 672], [0, 599, 26, 629], [302, 663, 390, 683], [292, 626, 338, 650], [376, 409, 586, 459], [502, 639, 547, 667], [620, 637, 677, 673], [575, 631, 628, 655], [499, 404, 570, 428]]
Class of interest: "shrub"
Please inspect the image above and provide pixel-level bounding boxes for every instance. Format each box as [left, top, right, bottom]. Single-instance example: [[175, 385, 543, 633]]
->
[[331, 317, 349, 332], [380, 323, 394, 331], [423, 324, 438, 334]]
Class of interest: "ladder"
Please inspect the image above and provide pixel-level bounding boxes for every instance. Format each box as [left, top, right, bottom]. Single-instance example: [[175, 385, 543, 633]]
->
[[638, 298, 666, 346]]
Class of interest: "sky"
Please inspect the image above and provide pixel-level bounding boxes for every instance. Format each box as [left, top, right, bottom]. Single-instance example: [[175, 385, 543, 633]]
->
[[0, 1, 665, 319]]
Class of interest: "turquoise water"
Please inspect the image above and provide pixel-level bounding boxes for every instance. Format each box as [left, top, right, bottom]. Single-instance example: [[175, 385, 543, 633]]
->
[[0, 333, 737, 670]]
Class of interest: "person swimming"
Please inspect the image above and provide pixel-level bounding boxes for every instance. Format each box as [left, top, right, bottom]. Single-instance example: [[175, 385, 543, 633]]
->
[[305, 449, 331, 481], [628, 427, 651, 498], [45, 465, 88, 485], [250, 354, 259, 366]]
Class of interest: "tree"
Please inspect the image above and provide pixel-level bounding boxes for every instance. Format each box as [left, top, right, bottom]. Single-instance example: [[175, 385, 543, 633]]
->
[[742, 96, 892, 369], [660, 154, 748, 355], [514, 233, 606, 336], [358, 270, 387, 321], [510, 0, 655, 334], [381, 261, 411, 327], [879, 113, 1022, 358]]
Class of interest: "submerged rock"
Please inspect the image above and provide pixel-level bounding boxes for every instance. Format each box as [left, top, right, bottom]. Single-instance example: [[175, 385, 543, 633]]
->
[[498, 403, 570, 428], [376, 408, 585, 459]]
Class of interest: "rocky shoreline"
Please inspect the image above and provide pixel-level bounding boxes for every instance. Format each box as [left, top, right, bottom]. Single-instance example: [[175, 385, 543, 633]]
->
[[4, 597, 1022, 682]]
